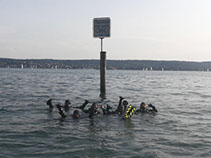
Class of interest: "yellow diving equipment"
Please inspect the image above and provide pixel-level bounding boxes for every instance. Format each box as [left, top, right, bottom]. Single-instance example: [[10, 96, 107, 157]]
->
[[123, 105, 136, 119]]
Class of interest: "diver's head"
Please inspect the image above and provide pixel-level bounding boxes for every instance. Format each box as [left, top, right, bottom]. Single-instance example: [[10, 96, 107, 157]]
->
[[123, 100, 128, 106], [73, 110, 80, 119], [65, 99, 71, 106], [47, 99, 52, 104], [47, 99, 53, 108], [92, 103, 98, 110], [101, 105, 105, 109], [123, 100, 128, 111], [140, 102, 146, 110], [84, 100, 89, 104]]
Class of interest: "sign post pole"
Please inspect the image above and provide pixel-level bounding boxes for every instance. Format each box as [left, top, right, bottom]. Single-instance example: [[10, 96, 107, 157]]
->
[[93, 17, 110, 98], [101, 38, 103, 52], [100, 50, 106, 97]]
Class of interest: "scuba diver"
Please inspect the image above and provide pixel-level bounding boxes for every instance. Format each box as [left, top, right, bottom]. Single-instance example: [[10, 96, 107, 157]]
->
[[88, 103, 100, 119], [100, 98, 135, 120], [100, 96, 125, 115], [73, 102, 99, 119], [57, 100, 100, 119], [148, 103, 158, 112], [64, 99, 71, 111], [74, 100, 100, 116], [100, 104, 114, 115], [101, 96, 127, 115], [136, 102, 158, 114], [47, 99, 53, 109], [122, 100, 136, 119], [122, 100, 129, 114], [56, 103, 80, 119], [72, 110, 80, 119], [46, 99, 71, 111], [100, 96, 130, 116]]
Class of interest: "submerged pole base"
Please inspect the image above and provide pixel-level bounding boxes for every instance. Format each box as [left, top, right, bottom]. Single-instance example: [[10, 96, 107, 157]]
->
[[99, 93, 106, 99]]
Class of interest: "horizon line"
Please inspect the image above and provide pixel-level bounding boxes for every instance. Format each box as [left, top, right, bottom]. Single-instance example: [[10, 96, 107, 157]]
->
[[1, 57, 211, 63]]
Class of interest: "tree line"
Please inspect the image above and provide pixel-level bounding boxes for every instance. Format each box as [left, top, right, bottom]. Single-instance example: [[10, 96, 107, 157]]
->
[[0, 58, 211, 71]]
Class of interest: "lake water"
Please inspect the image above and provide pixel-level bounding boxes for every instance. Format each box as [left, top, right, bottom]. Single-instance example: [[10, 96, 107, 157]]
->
[[0, 68, 211, 158]]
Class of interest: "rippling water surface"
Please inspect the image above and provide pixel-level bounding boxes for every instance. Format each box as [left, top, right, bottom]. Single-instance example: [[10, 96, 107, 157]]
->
[[0, 68, 211, 158]]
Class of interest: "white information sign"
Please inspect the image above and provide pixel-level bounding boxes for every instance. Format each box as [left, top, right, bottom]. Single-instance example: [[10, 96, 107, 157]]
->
[[93, 17, 110, 38]]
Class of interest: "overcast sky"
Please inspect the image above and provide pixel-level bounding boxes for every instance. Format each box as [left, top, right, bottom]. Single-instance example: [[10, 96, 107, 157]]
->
[[0, 0, 211, 61]]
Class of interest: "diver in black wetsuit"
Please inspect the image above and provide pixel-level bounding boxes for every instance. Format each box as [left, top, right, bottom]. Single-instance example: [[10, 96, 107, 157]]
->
[[101, 104, 114, 115], [148, 104, 158, 113], [57, 100, 99, 119], [122, 100, 129, 115], [47, 99, 53, 109], [88, 103, 100, 118], [101, 96, 125, 115], [136, 102, 147, 113], [73, 102, 99, 119], [64, 99, 71, 111], [57, 103, 81, 119], [72, 110, 80, 119], [100, 97, 129, 116], [136, 102, 158, 114]]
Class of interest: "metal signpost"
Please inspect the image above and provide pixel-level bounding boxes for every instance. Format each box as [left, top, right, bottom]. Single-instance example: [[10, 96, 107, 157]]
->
[[93, 17, 110, 97]]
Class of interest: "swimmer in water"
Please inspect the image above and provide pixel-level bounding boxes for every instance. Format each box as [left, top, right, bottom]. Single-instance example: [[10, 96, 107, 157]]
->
[[101, 104, 114, 115], [101, 98, 129, 116], [100, 96, 127, 115], [57, 100, 99, 119], [148, 103, 158, 113], [88, 103, 100, 119], [64, 99, 71, 111], [136, 102, 147, 113], [73, 102, 99, 119], [72, 110, 80, 119], [122, 100, 129, 115], [74, 100, 98, 112], [75, 101, 100, 118], [47, 99, 53, 109], [57, 103, 81, 119], [136, 102, 158, 113]]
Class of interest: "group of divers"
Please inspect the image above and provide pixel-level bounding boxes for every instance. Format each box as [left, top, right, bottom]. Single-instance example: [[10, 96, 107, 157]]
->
[[47, 96, 158, 120]]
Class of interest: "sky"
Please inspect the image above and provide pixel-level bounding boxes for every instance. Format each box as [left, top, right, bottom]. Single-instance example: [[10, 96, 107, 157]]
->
[[0, 0, 211, 61]]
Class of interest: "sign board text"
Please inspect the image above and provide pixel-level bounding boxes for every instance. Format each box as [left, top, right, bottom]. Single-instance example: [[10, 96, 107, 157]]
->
[[93, 17, 110, 38]]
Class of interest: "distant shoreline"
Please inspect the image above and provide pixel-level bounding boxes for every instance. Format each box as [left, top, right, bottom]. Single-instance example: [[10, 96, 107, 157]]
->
[[0, 58, 211, 71]]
